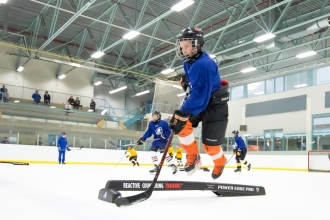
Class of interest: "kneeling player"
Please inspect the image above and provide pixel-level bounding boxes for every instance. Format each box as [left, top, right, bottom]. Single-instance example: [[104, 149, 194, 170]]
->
[[125, 145, 139, 166], [232, 130, 251, 173], [137, 111, 178, 175]]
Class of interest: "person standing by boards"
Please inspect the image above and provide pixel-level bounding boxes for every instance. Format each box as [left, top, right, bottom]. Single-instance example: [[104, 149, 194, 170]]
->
[[57, 132, 71, 164]]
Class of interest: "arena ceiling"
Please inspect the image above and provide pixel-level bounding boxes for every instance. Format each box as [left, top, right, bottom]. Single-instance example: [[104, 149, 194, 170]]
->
[[0, 0, 330, 92]]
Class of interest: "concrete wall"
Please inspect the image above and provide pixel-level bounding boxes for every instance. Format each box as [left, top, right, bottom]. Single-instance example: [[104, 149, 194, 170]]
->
[[0, 144, 309, 171]]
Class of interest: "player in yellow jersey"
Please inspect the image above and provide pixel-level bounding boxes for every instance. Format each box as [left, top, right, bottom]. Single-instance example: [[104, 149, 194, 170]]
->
[[125, 146, 140, 166], [175, 144, 183, 167], [166, 145, 174, 166]]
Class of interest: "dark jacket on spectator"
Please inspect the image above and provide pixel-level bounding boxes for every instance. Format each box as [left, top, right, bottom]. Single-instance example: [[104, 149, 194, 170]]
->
[[90, 101, 96, 109], [44, 94, 51, 102], [68, 98, 74, 104]]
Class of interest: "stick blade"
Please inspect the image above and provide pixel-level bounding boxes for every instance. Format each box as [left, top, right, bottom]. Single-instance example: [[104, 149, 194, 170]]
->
[[12, 162, 29, 165], [115, 190, 152, 207]]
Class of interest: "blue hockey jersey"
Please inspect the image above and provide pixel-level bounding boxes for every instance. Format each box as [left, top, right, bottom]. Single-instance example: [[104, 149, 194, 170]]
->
[[234, 136, 246, 152], [180, 52, 221, 116], [142, 120, 171, 147]]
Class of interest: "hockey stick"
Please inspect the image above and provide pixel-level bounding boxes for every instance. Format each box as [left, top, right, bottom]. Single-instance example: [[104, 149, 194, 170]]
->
[[0, 161, 29, 165], [109, 139, 160, 148], [70, 146, 84, 150], [114, 154, 126, 167], [115, 131, 174, 207], [226, 153, 235, 165]]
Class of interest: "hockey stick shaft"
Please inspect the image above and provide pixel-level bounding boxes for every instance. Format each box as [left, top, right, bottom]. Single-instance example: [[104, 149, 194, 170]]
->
[[115, 131, 174, 207], [226, 153, 235, 165], [109, 139, 160, 148], [114, 154, 126, 167], [0, 161, 29, 165], [70, 146, 84, 150]]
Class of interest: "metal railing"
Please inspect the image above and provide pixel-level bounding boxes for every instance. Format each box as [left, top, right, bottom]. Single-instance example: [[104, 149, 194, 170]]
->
[[1, 83, 125, 117]]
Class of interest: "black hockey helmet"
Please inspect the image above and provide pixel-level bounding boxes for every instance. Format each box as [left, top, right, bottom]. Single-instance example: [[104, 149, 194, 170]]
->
[[232, 130, 239, 135], [152, 110, 161, 122], [176, 27, 204, 61], [128, 145, 133, 149]]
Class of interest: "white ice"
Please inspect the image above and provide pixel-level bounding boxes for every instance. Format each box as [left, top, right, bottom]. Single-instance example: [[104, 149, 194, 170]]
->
[[0, 164, 328, 220]]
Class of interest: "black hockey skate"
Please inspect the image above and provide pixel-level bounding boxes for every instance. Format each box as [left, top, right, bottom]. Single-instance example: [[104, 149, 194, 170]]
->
[[234, 167, 242, 173], [247, 163, 251, 171], [170, 164, 178, 175], [184, 154, 201, 176], [149, 165, 158, 174], [211, 160, 226, 180]]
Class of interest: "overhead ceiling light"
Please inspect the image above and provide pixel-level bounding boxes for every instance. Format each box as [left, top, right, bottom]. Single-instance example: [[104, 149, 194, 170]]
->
[[101, 109, 107, 115], [177, 92, 186, 97], [172, 85, 182, 89], [109, 86, 127, 94], [0, 0, 8, 3], [70, 63, 81, 67], [294, 84, 307, 88], [253, 33, 276, 43], [50, 106, 56, 109], [123, 30, 140, 40], [209, 54, 216, 59], [241, 67, 257, 73], [17, 66, 24, 72], [14, 100, 20, 103], [254, 92, 265, 95], [161, 68, 175, 74], [91, 51, 105, 58], [135, 90, 150, 96], [94, 81, 102, 86], [171, 0, 195, 12], [87, 109, 94, 112], [58, 74, 66, 79], [296, 51, 317, 59]]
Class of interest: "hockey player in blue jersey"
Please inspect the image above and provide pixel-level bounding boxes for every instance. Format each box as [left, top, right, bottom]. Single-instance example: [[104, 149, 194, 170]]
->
[[169, 27, 229, 179], [57, 132, 71, 164], [232, 130, 251, 173], [137, 111, 178, 175]]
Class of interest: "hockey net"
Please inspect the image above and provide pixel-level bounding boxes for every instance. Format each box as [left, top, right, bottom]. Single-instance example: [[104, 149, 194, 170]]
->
[[308, 150, 330, 172]]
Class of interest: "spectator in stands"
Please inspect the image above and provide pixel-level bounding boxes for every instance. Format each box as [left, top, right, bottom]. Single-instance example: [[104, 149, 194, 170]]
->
[[73, 97, 81, 109], [64, 101, 72, 116], [0, 84, 5, 101], [68, 96, 75, 106], [44, 91, 51, 105], [3, 88, 9, 102], [50, 138, 56, 146], [0, 137, 10, 144], [36, 137, 43, 146], [90, 99, 96, 112], [32, 90, 41, 105]]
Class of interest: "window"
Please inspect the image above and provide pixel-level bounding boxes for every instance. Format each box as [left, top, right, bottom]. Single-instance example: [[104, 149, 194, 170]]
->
[[285, 72, 307, 90], [266, 79, 274, 94], [247, 81, 265, 97], [313, 116, 330, 150], [314, 66, 330, 85], [231, 85, 244, 100], [264, 129, 284, 151], [275, 77, 284, 92]]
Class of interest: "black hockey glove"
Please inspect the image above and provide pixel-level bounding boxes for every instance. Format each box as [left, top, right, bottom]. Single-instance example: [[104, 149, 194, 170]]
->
[[137, 138, 145, 145], [180, 74, 189, 92], [170, 110, 191, 135]]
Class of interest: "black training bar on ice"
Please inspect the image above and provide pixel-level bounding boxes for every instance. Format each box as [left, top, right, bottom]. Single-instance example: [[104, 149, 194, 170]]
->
[[98, 180, 266, 203]]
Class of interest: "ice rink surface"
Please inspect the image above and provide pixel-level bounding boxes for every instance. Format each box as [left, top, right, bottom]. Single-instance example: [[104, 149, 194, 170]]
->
[[0, 164, 328, 220]]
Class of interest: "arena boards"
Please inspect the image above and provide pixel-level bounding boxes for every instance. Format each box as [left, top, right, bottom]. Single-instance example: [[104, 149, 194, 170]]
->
[[98, 180, 266, 203]]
